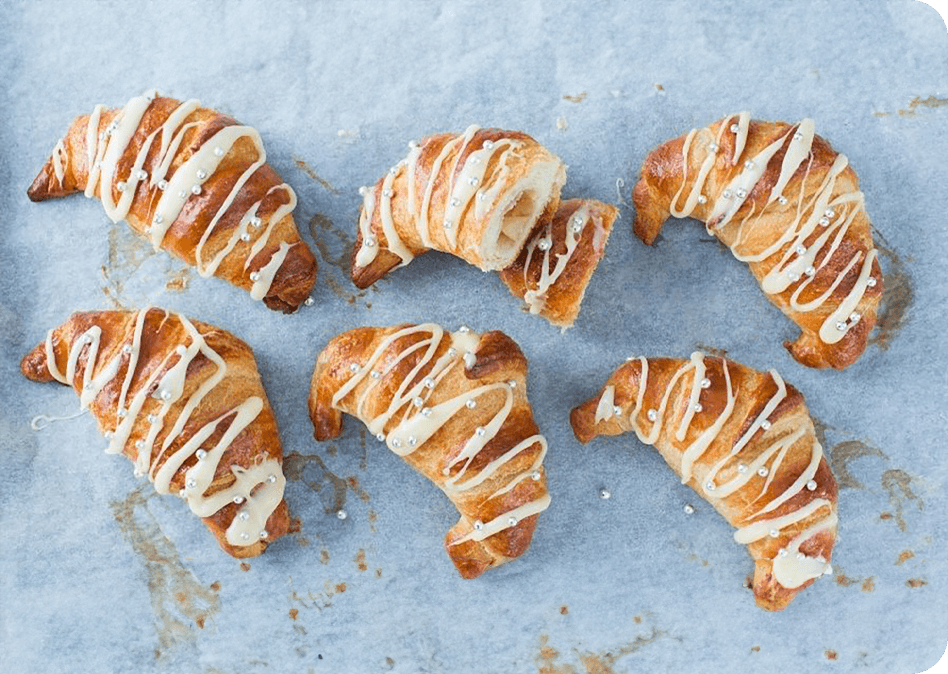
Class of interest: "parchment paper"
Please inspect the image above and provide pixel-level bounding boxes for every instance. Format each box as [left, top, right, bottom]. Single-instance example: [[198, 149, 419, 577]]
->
[[1, 1, 946, 672]]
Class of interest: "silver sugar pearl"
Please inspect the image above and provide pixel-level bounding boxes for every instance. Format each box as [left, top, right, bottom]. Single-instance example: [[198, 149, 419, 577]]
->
[[744, 160, 754, 169], [191, 185, 202, 195], [118, 409, 127, 418], [233, 496, 245, 504], [697, 194, 707, 204], [722, 189, 732, 199], [805, 266, 816, 276], [146, 413, 157, 424], [177, 190, 187, 198], [769, 529, 780, 538], [268, 474, 277, 483], [473, 520, 484, 531], [116, 181, 127, 192], [250, 217, 262, 228], [708, 143, 719, 153], [700, 378, 711, 389], [154, 214, 163, 225], [758, 467, 770, 477], [421, 407, 432, 417], [788, 272, 799, 282], [241, 532, 250, 541], [684, 504, 695, 514], [778, 195, 788, 205], [647, 409, 657, 421], [736, 189, 747, 199], [349, 363, 360, 373], [819, 217, 830, 226], [365, 236, 377, 248], [706, 481, 716, 492], [407, 436, 417, 447], [249, 272, 260, 282], [613, 405, 622, 417], [160, 389, 172, 400], [483, 140, 495, 150], [761, 420, 772, 430], [465, 399, 476, 409], [196, 169, 208, 180], [238, 511, 250, 521], [599, 488, 611, 499], [835, 321, 847, 332], [730, 123, 740, 133], [796, 552, 807, 561], [849, 312, 861, 323], [531, 470, 541, 481], [778, 548, 788, 558], [443, 220, 453, 229], [424, 377, 435, 389], [304, 297, 315, 307], [186, 478, 197, 489], [389, 166, 397, 175], [507, 380, 517, 388], [458, 326, 471, 333], [450, 197, 460, 207], [376, 433, 385, 442], [795, 245, 807, 255], [807, 480, 817, 491], [382, 188, 392, 197], [413, 397, 424, 407], [793, 132, 803, 141], [507, 516, 518, 526], [259, 530, 269, 539], [475, 427, 486, 437], [135, 440, 143, 449], [370, 370, 380, 379], [737, 464, 748, 474], [157, 180, 168, 190], [537, 239, 551, 251], [693, 403, 703, 413], [240, 233, 251, 242], [468, 177, 479, 186], [867, 277, 877, 287], [824, 208, 835, 218], [358, 185, 367, 196], [391, 438, 402, 448], [136, 169, 148, 180], [196, 449, 207, 460]]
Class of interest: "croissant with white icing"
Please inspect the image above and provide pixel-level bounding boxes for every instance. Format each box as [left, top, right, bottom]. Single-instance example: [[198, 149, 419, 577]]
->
[[632, 113, 883, 369], [499, 198, 618, 328], [27, 93, 317, 313], [309, 323, 550, 579], [21, 308, 291, 558], [570, 352, 838, 611]]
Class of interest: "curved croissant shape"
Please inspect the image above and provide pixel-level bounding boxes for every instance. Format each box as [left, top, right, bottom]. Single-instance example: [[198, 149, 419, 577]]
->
[[632, 113, 883, 369], [309, 323, 550, 579], [27, 93, 317, 313], [351, 125, 567, 286], [21, 308, 290, 558], [499, 198, 618, 328], [570, 352, 838, 611]]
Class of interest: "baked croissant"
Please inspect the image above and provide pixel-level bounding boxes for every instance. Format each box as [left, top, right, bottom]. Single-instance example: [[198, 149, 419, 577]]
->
[[499, 198, 618, 328], [570, 352, 838, 611], [309, 323, 550, 579], [21, 307, 291, 558], [27, 92, 317, 313], [632, 113, 883, 369], [351, 125, 567, 284]]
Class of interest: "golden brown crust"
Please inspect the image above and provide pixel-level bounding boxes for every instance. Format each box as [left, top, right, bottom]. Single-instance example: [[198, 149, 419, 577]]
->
[[21, 308, 290, 558], [27, 96, 317, 313], [499, 199, 618, 328], [571, 353, 838, 611], [308, 324, 549, 579], [632, 116, 883, 369]]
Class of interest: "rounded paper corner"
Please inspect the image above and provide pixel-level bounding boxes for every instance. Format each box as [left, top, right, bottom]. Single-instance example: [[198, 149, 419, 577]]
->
[[912, 0, 948, 33], [920, 638, 948, 674]]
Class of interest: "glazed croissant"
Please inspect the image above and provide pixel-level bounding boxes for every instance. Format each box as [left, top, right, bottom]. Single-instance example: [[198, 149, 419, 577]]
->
[[499, 198, 618, 328], [21, 308, 291, 558], [632, 113, 883, 369], [28, 93, 317, 313], [351, 125, 616, 328], [309, 323, 550, 579], [570, 352, 838, 611]]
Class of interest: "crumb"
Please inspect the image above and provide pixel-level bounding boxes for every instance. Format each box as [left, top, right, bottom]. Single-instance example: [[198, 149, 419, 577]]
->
[[895, 550, 915, 565], [240, 562, 251, 572], [335, 583, 347, 593], [560, 605, 568, 615], [825, 650, 838, 660], [209, 581, 220, 592], [556, 116, 568, 131], [906, 578, 927, 588], [289, 608, 299, 620]]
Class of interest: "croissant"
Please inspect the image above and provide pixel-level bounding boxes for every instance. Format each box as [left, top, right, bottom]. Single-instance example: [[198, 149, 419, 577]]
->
[[21, 307, 291, 558], [570, 352, 838, 611], [308, 323, 550, 579], [27, 92, 317, 313], [499, 198, 618, 328], [632, 113, 883, 369]]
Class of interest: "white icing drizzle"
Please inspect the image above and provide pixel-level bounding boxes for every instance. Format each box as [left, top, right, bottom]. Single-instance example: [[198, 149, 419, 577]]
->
[[80, 94, 297, 303], [605, 353, 833, 589], [354, 125, 527, 268], [50, 139, 67, 183], [39, 308, 284, 547], [330, 324, 549, 543], [519, 203, 597, 314], [671, 115, 879, 346]]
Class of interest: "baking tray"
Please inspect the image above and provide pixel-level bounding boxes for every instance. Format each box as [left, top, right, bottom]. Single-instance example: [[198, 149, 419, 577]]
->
[[1, 1, 946, 672]]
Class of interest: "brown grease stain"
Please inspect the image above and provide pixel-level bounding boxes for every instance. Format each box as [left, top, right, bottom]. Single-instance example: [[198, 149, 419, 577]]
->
[[335, 583, 347, 594], [293, 156, 337, 193], [906, 578, 928, 588], [240, 562, 251, 572], [881, 469, 923, 532], [355, 549, 367, 572], [633, 616, 642, 624], [101, 224, 158, 307], [308, 213, 353, 274], [346, 475, 371, 503], [868, 237, 913, 350], [826, 650, 838, 660], [828, 440, 887, 490], [283, 451, 348, 515], [109, 484, 221, 655], [861, 577, 875, 592], [535, 629, 672, 674], [320, 548, 330, 565], [165, 267, 190, 292], [209, 582, 220, 592], [895, 550, 915, 565], [693, 343, 727, 358], [385, 656, 395, 668], [751, 646, 761, 653], [289, 608, 299, 620], [836, 574, 858, 587], [880, 512, 893, 521], [563, 92, 588, 103], [560, 605, 569, 615], [375, 568, 383, 578], [874, 95, 948, 117]]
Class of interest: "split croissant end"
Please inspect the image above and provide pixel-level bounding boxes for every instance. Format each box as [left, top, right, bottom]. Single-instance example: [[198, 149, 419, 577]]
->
[[570, 352, 838, 611], [28, 93, 317, 313], [309, 323, 551, 579], [632, 113, 883, 369], [21, 308, 291, 558], [350, 124, 616, 328]]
